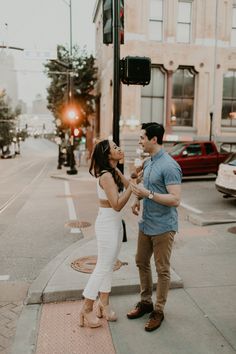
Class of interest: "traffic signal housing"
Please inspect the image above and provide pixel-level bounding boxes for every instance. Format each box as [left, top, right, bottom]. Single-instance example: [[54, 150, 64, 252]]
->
[[120, 56, 151, 86], [73, 128, 83, 138], [103, 0, 113, 45]]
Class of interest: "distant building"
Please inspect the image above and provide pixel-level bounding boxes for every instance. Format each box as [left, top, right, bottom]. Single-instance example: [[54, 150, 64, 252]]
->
[[0, 51, 18, 107], [93, 0, 236, 160], [31, 94, 50, 115], [17, 99, 27, 114], [17, 94, 55, 136], [19, 112, 55, 136]]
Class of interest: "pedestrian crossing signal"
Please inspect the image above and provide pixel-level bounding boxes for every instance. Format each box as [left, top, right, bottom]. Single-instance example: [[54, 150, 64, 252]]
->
[[120, 56, 151, 86]]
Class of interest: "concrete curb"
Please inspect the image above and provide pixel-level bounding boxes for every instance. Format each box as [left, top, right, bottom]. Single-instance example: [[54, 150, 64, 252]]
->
[[41, 268, 183, 303], [26, 236, 183, 305], [188, 213, 236, 226], [25, 237, 90, 305], [10, 304, 41, 354]]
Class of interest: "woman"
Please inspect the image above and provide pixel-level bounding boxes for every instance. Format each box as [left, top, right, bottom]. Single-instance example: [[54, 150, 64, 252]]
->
[[79, 139, 132, 328]]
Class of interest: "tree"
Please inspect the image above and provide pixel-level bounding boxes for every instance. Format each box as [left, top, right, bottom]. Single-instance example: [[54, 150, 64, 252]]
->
[[0, 90, 21, 154], [44, 45, 97, 132]]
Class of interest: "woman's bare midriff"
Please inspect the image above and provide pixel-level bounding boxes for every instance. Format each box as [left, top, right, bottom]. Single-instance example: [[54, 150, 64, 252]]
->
[[99, 199, 112, 208]]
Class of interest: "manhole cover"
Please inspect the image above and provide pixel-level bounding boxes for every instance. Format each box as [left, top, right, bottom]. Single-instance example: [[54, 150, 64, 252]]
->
[[71, 256, 128, 273], [228, 226, 236, 234], [65, 220, 91, 228]]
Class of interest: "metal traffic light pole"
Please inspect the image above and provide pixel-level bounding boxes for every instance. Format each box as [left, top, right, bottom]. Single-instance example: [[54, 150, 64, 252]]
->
[[66, 0, 77, 175], [113, 0, 123, 173]]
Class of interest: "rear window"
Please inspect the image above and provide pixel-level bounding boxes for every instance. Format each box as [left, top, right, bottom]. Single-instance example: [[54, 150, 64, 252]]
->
[[204, 143, 214, 155]]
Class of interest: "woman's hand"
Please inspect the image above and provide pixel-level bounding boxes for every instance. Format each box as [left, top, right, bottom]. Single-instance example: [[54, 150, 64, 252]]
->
[[130, 183, 149, 199], [131, 198, 140, 216]]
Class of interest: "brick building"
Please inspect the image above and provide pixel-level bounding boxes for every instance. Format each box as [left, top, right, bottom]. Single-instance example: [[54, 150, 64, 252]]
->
[[93, 0, 236, 159]]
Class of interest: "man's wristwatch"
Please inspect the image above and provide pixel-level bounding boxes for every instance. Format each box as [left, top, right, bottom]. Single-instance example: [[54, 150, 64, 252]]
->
[[148, 190, 154, 199]]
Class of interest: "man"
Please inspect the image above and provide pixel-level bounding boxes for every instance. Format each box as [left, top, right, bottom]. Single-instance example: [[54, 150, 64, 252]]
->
[[128, 122, 182, 332]]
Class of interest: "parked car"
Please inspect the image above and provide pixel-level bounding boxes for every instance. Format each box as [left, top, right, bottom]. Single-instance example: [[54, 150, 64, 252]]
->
[[215, 153, 236, 197], [168, 141, 230, 176], [0, 151, 14, 159]]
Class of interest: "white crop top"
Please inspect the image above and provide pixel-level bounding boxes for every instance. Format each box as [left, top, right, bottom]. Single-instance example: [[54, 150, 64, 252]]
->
[[97, 179, 108, 200]]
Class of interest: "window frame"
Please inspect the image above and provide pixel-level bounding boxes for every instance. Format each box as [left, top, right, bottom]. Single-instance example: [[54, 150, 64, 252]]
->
[[171, 66, 197, 127], [221, 70, 236, 127], [148, 0, 164, 42], [231, 5, 236, 47], [176, 0, 192, 43], [141, 65, 166, 124]]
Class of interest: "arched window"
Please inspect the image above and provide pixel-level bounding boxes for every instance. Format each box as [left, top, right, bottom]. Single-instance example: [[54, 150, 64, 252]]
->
[[221, 71, 236, 127]]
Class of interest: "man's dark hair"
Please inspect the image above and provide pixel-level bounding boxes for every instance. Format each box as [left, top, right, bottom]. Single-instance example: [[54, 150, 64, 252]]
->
[[141, 122, 165, 145]]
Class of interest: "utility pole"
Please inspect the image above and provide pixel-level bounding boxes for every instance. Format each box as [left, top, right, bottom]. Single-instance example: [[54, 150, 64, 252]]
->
[[66, 0, 77, 175], [113, 0, 120, 146], [113, 0, 123, 173]]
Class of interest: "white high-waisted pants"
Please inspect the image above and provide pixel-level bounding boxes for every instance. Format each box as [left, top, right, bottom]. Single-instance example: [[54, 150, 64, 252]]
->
[[82, 207, 123, 300]]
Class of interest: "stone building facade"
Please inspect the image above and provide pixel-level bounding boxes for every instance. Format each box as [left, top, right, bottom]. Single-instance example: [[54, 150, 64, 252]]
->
[[93, 0, 236, 158]]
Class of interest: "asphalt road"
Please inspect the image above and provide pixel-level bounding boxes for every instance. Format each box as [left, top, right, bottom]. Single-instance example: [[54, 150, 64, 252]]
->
[[0, 138, 81, 283], [0, 138, 235, 283], [181, 176, 236, 215]]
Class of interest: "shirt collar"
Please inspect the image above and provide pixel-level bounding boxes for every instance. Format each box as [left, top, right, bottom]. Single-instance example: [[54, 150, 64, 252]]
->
[[151, 148, 164, 161]]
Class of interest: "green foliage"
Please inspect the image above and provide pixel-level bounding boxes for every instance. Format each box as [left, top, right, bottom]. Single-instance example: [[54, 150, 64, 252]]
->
[[0, 91, 21, 151], [44, 45, 97, 130]]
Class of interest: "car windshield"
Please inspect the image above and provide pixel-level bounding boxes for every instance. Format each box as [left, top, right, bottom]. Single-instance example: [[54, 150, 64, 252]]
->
[[229, 159, 236, 166], [224, 153, 236, 165], [168, 143, 186, 156]]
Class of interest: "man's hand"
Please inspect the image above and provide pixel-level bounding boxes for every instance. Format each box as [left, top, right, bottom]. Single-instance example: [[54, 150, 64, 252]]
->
[[131, 198, 140, 216], [130, 183, 149, 199]]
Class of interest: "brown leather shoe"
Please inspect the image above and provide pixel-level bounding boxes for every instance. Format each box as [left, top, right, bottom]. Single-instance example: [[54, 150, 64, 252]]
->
[[127, 301, 153, 319], [144, 310, 164, 332]]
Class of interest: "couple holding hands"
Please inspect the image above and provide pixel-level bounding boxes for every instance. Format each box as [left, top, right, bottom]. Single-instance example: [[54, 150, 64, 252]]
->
[[79, 122, 182, 333]]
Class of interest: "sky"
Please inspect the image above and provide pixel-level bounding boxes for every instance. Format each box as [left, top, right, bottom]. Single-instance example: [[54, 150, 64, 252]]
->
[[0, 0, 96, 106]]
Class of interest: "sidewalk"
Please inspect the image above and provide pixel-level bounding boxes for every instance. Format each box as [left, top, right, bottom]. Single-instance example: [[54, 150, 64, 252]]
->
[[11, 165, 236, 354]]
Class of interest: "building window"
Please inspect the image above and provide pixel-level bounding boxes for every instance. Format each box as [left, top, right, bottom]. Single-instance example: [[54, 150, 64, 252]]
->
[[141, 67, 165, 124], [149, 0, 163, 41], [221, 71, 236, 127], [177, 1, 192, 43], [171, 67, 196, 127], [231, 6, 236, 47]]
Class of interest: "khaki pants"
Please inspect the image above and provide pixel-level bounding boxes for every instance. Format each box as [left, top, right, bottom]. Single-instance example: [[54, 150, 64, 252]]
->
[[136, 230, 175, 312]]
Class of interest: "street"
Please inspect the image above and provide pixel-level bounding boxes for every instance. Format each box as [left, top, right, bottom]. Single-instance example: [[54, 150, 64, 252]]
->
[[0, 138, 84, 354], [1, 138, 235, 282], [181, 176, 236, 215], [0, 138, 236, 354], [0, 138, 83, 282]]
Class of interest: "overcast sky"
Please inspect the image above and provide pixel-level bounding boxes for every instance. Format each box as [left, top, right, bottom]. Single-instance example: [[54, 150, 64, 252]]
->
[[0, 0, 96, 106]]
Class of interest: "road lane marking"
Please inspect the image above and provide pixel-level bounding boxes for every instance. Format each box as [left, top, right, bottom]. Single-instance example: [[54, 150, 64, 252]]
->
[[180, 202, 202, 214], [0, 275, 10, 280], [64, 181, 81, 234], [0, 162, 48, 214]]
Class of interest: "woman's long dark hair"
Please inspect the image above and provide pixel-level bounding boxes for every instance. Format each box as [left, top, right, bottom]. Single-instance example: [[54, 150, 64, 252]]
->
[[89, 139, 123, 192]]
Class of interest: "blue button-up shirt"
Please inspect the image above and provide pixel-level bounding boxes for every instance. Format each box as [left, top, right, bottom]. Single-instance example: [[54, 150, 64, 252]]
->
[[139, 149, 182, 236]]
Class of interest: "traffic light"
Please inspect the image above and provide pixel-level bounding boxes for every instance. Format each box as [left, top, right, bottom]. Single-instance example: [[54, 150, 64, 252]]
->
[[103, 0, 113, 45], [73, 128, 83, 138], [120, 56, 151, 86], [120, 0, 124, 44]]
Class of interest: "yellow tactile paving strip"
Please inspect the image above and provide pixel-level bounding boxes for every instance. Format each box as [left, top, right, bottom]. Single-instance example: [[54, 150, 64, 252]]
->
[[35, 300, 115, 354]]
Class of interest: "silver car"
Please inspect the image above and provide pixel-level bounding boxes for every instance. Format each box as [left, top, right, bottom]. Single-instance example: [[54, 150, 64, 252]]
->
[[215, 153, 236, 197]]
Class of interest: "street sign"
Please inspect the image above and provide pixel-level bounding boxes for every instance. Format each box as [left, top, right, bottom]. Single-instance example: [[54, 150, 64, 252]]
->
[[24, 49, 56, 60]]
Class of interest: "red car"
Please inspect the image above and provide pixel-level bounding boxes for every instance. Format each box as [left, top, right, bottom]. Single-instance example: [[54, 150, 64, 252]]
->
[[168, 141, 230, 176]]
